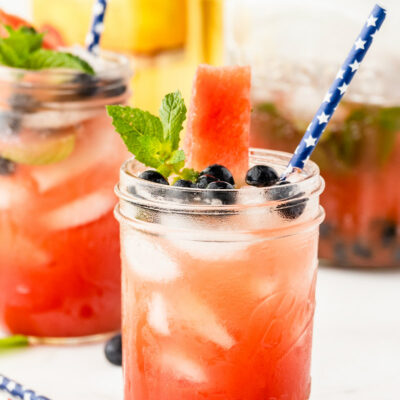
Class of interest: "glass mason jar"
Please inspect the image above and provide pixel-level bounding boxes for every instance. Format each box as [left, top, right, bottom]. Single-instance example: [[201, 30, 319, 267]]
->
[[115, 149, 324, 400], [0, 50, 131, 339], [225, 1, 400, 268]]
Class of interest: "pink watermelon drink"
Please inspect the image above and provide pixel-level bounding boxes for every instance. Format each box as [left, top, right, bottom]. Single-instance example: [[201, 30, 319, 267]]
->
[[0, 23, 131, 338], [109, 65, 324, 399]]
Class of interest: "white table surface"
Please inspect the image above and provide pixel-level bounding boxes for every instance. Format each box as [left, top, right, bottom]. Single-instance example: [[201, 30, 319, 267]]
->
[[1, 266, 400, 400]]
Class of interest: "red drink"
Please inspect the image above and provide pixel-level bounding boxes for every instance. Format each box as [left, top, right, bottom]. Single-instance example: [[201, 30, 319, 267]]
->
[[251, 99, 400, 268], [0, 50, 130, 338], [116, 149, 324, 400]]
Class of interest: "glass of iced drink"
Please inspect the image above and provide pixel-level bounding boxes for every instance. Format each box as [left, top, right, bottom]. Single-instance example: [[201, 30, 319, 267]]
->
[[252, 95, 400, 268], [0, 37, 131, 337], [115, 148, 324, 399]]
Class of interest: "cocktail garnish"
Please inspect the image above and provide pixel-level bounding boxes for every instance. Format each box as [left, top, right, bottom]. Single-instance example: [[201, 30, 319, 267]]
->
[[107, 91, 199, 181], [0, 25, 94, 75]]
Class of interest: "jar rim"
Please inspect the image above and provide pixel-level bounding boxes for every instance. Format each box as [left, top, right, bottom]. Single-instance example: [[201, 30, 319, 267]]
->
[[116, 148, 324, 213], [0, 48, 132, 90]]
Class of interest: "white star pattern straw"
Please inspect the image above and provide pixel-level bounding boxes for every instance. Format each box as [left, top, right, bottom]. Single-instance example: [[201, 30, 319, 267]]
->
[[0, 373, 51, 400], [86, 0, 108, 53], [354, 37, 366, 49], [283, 4, 387, 176]]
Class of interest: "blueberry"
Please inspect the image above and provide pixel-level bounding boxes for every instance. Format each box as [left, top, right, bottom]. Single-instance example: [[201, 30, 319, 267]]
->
[[0, 112, 21, 134], [381, 221, 397, 247], [271, 181, 307, 220], [320, 222, 334, 239], [206, 181, 235, 205], [8, 93, 39, 113], [104, 333, 122, 366], [73, 73, 98, 97], [394, 248, 400, 263], [173, 179, 196, 188], [0, 157, 16, 176], [196, 174, 218, 189], [333, 242, 348, 265], [352, 242, 372, 259], [245, 165, 279, 187], [199, 164, 234, 186], [139, 170, 169, 185]]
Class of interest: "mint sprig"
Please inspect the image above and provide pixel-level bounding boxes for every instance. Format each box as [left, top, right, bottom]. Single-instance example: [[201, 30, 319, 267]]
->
[[0, 25, 94, 75], [107, 91, 199, 181]]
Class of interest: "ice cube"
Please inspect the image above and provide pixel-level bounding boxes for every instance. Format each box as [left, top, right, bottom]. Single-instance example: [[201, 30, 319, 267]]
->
[[42, 188, 115, 230], [170, 289, 236, 350], [0, 178, 30, 210], [161, 350, 207, 384], [171, 237, 252, 262], [22, 110, 99, 131], [122, 231, 181, 282], [0, 234, 50, 268], [148, 293, 170, 336]]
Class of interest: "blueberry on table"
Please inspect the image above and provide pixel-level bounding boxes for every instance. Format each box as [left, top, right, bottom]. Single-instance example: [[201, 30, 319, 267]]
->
[[139, 170, 169, 185], [105, 333, 122, 366], [173, 179, 196, 188], [196, 174, 218, 189], [0, 157, 16, 176], [199, 164, 235, 186], [245, 165, 279, 187], [206, 181, 235, 205]]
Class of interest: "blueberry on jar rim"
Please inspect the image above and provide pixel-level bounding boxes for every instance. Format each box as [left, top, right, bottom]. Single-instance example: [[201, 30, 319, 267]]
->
[[196, 174, 218, 189], [199, 164, 235, 186], [270, 181, 307, 220], [139, 170, 169, 185], [173, 179, 196, 188], [0, 157, 16, 176], [245, 165, 279, 187], [205, 181, 235, 205]]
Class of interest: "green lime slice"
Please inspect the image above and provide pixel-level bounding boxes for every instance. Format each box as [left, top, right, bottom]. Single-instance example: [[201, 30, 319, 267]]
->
[[1, 131, 76, 165]]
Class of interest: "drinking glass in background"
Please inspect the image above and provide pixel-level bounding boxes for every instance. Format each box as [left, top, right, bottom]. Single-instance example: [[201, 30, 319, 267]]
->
[[226, 0, 400, 268], [0, 49, 131, 340], [32, 0, 224, 113], [116, 149, 324, 400]]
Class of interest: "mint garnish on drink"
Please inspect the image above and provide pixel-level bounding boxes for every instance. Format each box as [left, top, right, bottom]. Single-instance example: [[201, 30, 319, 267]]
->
[[107, 91, 198, 181], [0, 25, 94, 75]]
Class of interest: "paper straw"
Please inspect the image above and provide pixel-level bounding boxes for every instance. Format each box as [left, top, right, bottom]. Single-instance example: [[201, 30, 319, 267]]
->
[[86, 0, 108, 54], [0, 374, 51, 400], [284, 4, 387, 176]]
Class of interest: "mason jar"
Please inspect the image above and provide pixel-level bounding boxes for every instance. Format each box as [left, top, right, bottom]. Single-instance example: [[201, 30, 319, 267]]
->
[[226, 1, 400, 268], [115, 149, 324, 400], [0, 50, 131, 340]]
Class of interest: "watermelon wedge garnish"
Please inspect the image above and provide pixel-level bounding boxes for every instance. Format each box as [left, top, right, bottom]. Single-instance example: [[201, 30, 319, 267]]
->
[[0, 8, 65, 49], [184, 64, 251, 184]]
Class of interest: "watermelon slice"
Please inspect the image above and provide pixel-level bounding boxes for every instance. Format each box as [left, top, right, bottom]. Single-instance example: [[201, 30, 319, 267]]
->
[[184, 65, 251, 184], [0, 9, 65, 49]]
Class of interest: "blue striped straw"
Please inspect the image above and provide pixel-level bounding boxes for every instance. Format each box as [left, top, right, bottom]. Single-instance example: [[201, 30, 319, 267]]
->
[[284, 4, 387, 176], [0, 374, 51, 400], [86, 0, 108, 54]]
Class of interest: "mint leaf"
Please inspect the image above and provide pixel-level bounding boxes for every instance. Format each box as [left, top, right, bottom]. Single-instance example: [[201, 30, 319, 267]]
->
[[27, 49, 95, 75], [159, 91, 187, 151], [168, 149, 185, 165], [180, 168, 199, 182], [0, 334, 29, 349], [107, 93, 198, 182], [0, 24, 94, 75], [107, 105, 165, 169]]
